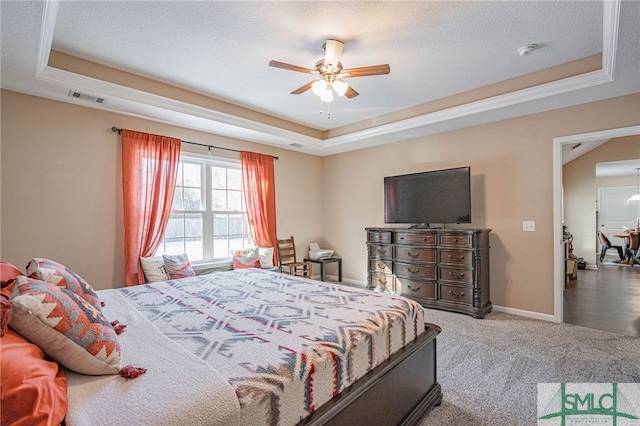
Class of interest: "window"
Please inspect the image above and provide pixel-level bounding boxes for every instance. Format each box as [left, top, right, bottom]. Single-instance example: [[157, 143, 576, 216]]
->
[[155, 153, 253, 264]]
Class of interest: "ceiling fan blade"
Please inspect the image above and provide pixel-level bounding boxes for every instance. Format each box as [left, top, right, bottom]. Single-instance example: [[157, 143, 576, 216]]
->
[[324, 39, 344, 68], [269, 60, 315, 74], [345, 86, 359, 99], [341, 64, 390, 78], [291, 81, 314, 95]]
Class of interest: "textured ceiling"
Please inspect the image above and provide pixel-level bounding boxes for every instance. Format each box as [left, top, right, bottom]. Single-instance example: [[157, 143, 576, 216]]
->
[[1, 1, 639, 156], [51, 1, 603, 130]]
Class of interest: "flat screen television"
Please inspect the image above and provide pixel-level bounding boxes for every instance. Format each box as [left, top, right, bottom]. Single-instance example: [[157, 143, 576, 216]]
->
[[384, 166, 471, 227]]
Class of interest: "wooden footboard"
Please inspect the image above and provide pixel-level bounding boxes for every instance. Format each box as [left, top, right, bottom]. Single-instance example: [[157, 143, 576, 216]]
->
[[300, 324, 442, 426]]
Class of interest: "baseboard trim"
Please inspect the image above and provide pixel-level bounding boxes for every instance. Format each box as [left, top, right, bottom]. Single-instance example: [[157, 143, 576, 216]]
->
[[492, 305, 557, 323]]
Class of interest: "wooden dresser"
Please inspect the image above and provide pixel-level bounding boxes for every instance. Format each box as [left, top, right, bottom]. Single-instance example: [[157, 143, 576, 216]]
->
[[366, 227, 492, 318]]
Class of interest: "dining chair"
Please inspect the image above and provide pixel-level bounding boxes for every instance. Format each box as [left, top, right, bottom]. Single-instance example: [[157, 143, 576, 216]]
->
[[625, 232, 639, 266], [597, 231, 624, 262]]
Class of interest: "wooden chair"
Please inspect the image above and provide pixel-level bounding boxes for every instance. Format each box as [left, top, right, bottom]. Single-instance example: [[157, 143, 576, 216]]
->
[[277, 236, 312, 277], [598, 231, 624, 262], [625, 232, 639, 266]]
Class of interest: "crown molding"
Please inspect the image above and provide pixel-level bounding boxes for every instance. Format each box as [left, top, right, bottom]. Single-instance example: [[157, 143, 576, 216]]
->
[[34, 0, 620, 155]]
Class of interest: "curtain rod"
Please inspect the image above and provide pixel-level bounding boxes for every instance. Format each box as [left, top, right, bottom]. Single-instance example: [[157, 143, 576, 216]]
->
[[111, 127, 278, 160]]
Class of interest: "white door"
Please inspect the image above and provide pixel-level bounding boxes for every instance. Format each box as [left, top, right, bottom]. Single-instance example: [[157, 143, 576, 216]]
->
[[598, 186, 640, 246]]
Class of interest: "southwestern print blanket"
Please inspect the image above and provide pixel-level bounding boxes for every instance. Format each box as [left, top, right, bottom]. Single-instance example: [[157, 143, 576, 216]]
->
[[118, 269, 425, 425], [69, 269, 425, 425]]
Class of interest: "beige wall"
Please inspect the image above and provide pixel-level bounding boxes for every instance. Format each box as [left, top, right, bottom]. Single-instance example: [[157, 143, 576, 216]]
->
[[2, 89, 639, 315], [324, 94, 640, 315], [0, 90, 324, 289], [563, 135, 640, 265]]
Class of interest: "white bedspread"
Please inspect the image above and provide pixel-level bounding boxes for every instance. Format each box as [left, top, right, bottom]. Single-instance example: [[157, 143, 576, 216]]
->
[[64, 289, 241, 426]]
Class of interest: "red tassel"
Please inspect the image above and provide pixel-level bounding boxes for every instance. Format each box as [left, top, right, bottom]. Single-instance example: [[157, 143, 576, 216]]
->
[[101, 301, 106, 307], [110, 320, 126, 335], [119, 365, 147, 380], [1, 297, 12, 337]]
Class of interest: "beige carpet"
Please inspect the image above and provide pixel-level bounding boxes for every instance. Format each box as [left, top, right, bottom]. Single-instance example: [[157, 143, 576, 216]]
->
[[419, 309, 640, 425]]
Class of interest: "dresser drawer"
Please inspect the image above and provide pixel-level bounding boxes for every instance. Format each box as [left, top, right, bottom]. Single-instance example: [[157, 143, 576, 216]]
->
[[439, 249, 473, 267], [368, 244, 392, 259], [440, 284, 473, 305], [395, 232, 437, 245], [368, 230, 392, 244], [369, 259, 392, 274], [439, 267, 473, 285], [395, 246, 436, 263], [438, 233, 473, 248], [395, 262, 436, 280], [369, 272, 394, 292], [396, 278, 436, 300]]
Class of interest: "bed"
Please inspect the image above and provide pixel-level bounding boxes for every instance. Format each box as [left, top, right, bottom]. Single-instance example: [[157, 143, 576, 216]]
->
[[10, 267, 442, 425]]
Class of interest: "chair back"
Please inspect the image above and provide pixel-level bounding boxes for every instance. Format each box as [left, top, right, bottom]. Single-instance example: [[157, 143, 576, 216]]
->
[[277, 236, 298, 266], [630, 232, 640, 251], [598, 231, 611, 248]]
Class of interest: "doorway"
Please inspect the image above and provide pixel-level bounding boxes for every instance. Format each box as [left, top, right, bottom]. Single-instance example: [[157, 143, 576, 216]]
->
[[598, 185, 640, 243], [553, 125, 640, 324]]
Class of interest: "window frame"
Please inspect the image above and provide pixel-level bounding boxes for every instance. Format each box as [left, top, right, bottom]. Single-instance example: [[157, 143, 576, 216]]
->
[[156, 152, 253, 268]]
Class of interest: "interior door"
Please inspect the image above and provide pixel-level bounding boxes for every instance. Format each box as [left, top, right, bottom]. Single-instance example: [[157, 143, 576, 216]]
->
[[598, 186, 640, 245]]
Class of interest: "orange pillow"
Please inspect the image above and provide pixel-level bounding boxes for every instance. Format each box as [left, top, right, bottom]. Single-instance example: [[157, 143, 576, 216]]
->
[[1, 261, 23, 299], [1, 329, 68, 426]]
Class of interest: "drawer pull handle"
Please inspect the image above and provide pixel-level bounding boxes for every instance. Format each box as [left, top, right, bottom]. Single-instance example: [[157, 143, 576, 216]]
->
[[408, 252, 420, 258], [377, 262, 387, 270], [422, 237, 428, 241], [408, 268, 420, 274], [448, 290, 465, 298], [377, 248, 387, 254], [448, 271, 465, 278], [407, 285, 420, 292], [448, 254, 465, 261], [453, 238, 458, 243]]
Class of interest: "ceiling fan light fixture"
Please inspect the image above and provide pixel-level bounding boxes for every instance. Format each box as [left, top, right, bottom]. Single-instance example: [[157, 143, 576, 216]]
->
[[333, 79, 349, 97], [311, 80, 326, 96], [320, 87, 334, 102]]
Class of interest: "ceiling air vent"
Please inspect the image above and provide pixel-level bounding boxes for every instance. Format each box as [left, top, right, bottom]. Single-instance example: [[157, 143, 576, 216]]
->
[[68, 90, 106, 104], [289, 143, 304, 148]]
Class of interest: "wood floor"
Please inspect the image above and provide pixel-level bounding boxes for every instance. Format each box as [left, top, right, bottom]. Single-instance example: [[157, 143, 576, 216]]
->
[[563, 257, 640, 337]]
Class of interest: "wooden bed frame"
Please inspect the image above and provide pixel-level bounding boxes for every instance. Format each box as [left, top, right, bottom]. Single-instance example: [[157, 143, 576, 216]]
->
[[301, 324, 442, 425]]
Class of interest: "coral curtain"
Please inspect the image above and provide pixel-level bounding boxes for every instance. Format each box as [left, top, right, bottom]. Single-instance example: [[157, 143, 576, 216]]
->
[[241, 151, 278, 263], [122, 130, 181, 286]]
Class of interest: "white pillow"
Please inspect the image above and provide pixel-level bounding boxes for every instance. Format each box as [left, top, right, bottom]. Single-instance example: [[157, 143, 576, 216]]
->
[[162, 253, 196, 280], [258, 247, 274, 268], [140, 256, 169, 283]]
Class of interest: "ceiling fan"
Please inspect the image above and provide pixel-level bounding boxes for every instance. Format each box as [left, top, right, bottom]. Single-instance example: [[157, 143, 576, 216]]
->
[[269, 39, 390, 102]]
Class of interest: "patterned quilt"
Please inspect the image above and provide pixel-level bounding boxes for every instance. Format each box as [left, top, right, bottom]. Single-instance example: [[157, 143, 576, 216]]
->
[[118, 269, 425, 425]]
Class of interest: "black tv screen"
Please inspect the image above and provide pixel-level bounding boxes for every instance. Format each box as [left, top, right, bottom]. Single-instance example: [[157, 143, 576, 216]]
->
[[384, 166, 471, 225]]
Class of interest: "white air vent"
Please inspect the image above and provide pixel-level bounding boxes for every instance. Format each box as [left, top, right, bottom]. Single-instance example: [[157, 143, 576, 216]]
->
[[289, 143, 304, 148], [68, 90, 106, 104]]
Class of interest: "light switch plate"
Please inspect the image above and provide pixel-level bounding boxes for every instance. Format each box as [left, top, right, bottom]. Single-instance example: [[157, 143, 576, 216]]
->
[[523, 221, 536, 232]]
